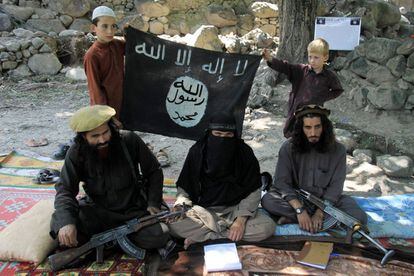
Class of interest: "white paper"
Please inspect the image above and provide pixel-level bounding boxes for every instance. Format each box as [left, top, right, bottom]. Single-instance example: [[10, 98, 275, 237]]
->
[[314, 17, 361, 51], [204, 243, 242, 272]]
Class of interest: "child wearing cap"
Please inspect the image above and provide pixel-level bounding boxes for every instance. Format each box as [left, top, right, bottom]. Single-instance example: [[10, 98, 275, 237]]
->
[[84, 6, 125, 119], [262, 38, 343, 138]]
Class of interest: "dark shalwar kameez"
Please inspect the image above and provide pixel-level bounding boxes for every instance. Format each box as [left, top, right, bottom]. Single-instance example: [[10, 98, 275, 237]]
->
[[266, 58, 343, 137], [50, 131, 169, 249]]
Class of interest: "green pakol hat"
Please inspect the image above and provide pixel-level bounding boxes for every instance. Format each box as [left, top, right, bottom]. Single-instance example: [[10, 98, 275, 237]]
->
[[69, 105, 116, 132]]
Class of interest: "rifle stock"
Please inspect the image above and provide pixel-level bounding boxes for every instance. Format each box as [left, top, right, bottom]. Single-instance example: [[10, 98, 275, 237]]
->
[[296, 189, 395, 266], [49, 241, 95, 271]]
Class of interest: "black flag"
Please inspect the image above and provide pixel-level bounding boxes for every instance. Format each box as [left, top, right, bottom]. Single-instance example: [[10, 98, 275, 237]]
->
[[121, 27, 261, 140]]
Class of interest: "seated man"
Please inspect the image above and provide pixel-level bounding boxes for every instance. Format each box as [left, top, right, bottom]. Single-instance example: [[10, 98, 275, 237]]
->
[[50, 105, 170, 252], [261, 105, 367, 233], [169, 112, 275, 248]]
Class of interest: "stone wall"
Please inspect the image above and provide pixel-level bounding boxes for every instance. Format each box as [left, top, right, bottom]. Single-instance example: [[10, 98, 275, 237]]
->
[[0, 0, 279, 76], [334, 38, 414, 113]]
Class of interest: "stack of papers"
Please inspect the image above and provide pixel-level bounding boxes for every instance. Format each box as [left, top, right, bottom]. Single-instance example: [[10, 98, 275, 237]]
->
[[296, 241, 333, 269], [204, 243, 242, 272]]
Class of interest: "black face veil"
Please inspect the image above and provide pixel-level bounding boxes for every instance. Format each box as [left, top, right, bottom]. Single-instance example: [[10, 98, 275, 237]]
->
[[176, 111, 261, 207]]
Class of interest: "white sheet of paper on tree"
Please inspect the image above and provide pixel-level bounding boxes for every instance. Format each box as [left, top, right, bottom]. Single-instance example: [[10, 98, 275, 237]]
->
[[204, 243, 242, 272], [314, 17, 361, 50]]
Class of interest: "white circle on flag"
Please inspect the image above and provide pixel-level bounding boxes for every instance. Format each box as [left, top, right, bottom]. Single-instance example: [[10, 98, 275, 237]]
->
[[166, 76, 208, 128]]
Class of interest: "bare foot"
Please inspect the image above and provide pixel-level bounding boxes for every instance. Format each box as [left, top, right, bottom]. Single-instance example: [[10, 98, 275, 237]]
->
[[183, 238, 194, 250]]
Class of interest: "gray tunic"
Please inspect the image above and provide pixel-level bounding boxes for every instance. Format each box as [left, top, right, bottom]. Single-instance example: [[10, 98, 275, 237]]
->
[[271, 140, 346, 204], [262, 140, 367, 224]]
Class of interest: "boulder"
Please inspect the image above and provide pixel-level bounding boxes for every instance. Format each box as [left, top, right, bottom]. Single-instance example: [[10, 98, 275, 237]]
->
[[59, 30, 84, 37], [249, 2, 279, 18], [402, 68, 414, 84], [26, 19, 66, 34], [0, 4, 34, 21], [259, 24, 277, 37], [34, 8, 56, 20], [366, 65, 398, 85], [69, 18, 91, 33], [364, 37, 400, 64], [125, 15, 149, 33], [406, 94, 414, 109], [386, 55, 407, 77], [2, 61, 18, 70], [396, 39, 414, 56], [333, 56, 348, 70], [335, 128, 357, 153], [2, 39, 21, 52], [238, 14, 254, 31], [362, 0, 401, 33], [31, 37, 44, 49], [353, 149, 374, 164], [349, 57, 375, 78], [0, 13, 12, 32], [219, 35, 240, 53], [188, 25, 223, 52], [348, 86, 373, 108], [376, 154, 413, 178], [12, 28, 34, 38], [164, 0, 203, 11], [367, 82, 407, 110], [408, 52, 414, 68], [59, 15, 73, 28], [48, 0, 90, 18], [135, 0, 170, 18], [219, 26, 238, 36], [28, 53, 62, 75], [65, 67, 86, 80], [149, 20, 164, 35], [205, 4, 238, 28], [8, 64, 32, 77]]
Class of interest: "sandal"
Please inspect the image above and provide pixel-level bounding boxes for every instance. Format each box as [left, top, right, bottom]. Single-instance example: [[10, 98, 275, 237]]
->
[[32, 169, 61, 185], [25, 137, 49, 147], [156, 149, 170, 167]]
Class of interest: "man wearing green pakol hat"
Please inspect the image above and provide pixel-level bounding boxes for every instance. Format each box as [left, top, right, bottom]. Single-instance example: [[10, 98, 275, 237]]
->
[[50, 105, 172, 258]]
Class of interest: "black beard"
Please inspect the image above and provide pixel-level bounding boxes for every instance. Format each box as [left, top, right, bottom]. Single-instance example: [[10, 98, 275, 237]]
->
[[84, 140, 112, 160]]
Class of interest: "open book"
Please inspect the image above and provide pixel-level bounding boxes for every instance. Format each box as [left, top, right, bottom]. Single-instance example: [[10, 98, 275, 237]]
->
[[204, 243, 242, 272], [296, 241, 333, 269]]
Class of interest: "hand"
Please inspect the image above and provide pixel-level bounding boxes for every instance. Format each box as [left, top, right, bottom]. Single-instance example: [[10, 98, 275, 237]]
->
[[227, 217, 247, 241], [147, 206, 160, 215], [311, 209, 324, 232], [297, 211, 315, 233], [58, 224, 78, 247], [167, 204, 187, 223], [262, 49, 272, 62]]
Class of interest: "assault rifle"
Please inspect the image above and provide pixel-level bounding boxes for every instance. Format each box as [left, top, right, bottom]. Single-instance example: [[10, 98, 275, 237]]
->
[[49, 207, 187, 271], [296, 189, 395, 266]]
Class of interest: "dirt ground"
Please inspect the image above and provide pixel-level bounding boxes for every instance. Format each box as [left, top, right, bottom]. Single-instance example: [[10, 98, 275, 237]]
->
[[0, 75, 285, 180]]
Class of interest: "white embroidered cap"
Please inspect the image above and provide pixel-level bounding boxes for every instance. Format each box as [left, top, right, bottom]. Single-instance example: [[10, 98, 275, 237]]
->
[[92, 6, 116, 21]]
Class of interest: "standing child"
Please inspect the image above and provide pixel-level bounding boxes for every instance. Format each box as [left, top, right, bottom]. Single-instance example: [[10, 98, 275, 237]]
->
[[53, 6, 124, 160], [262, 38, 343, 138], [84, 6, 125, 119]]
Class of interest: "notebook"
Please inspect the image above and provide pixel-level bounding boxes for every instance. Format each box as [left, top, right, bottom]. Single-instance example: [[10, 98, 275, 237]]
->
[[204, 243, 242, 272], [296, 241, 333, 269]]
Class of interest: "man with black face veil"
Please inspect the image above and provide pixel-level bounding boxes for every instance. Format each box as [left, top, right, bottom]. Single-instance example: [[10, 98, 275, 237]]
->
[[50, 105, 171, 255], [169, 112, 275, 249], [261, 105, 367, 233]]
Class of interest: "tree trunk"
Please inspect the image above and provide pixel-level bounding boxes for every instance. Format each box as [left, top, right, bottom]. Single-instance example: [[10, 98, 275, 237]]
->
[[277, 0, 318, 63]]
